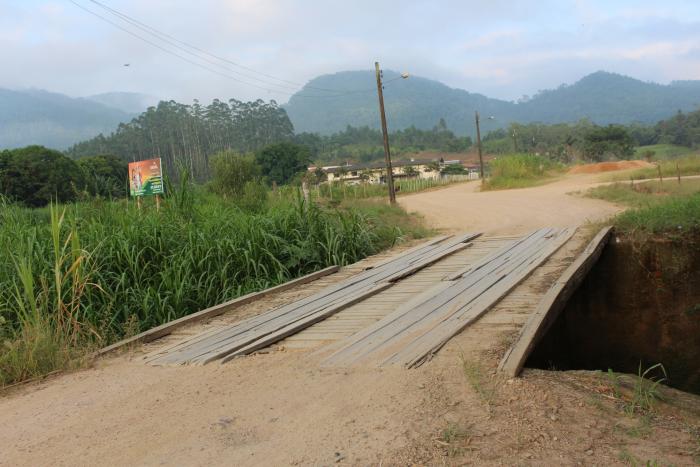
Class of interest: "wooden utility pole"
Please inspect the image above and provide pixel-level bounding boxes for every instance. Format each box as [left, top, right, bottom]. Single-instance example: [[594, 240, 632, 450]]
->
[[375, 61, 396, 204], [475, 111, 484, 179]]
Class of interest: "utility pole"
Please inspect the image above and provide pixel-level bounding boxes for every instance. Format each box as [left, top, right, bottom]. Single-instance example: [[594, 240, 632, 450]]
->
[[475, 111, 484, 179], [375, 61, 396, 204]]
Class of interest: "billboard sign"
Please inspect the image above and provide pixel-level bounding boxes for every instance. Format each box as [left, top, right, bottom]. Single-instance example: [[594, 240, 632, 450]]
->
[[128, 158, 164, 197]]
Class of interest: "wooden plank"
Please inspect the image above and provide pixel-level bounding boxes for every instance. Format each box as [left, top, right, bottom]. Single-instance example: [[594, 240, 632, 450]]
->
[[148, 233, 480, 365], [218, 283, 393, 363], [398, 228, 576, 368], [95, 265, 340, 356], [321, 232, 551, 367], [322, 228, 575, 368], [498, 226, 613, 378]]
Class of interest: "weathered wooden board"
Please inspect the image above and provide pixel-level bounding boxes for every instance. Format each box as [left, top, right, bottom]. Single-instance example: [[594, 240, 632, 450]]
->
[[498, 226, 612, 377], [322, 228, 576, 368], [96, 265, 340, 357], [147, 233, 478, 366]]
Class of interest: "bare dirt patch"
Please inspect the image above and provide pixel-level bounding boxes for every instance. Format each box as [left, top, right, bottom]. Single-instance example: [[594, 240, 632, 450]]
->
[[568, 160, 654, 174]]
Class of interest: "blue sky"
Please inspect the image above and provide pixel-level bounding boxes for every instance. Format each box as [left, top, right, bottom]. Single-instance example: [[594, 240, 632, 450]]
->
[[2, 0, 700, 103]]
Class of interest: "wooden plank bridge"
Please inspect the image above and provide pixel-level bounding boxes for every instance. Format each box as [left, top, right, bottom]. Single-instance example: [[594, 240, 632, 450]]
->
[[130, 227, 612, 376]]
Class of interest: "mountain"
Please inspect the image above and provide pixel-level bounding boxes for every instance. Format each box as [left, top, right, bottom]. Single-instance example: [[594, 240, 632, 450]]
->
[[0, 88, 134, 150], [284, 71, 700, 136], [87, 92, 157, 114]]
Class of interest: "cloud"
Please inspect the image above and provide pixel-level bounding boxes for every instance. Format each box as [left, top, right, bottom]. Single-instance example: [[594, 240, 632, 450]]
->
[[1, 0, 699, 103]]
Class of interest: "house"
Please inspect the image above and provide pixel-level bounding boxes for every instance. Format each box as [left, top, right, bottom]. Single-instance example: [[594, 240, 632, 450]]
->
[[318, 159, 442, 184]]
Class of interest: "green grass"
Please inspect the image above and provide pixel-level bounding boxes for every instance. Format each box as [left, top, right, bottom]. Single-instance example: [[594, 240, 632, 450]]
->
[[587, 178, 700, 207], [634, 144, 694, 160], [0, 188, 427, 387], [586, 178, 700, 235], [611, 154, 700, 181], [615, 194, 700, 235], [481, 154, 562, 191]]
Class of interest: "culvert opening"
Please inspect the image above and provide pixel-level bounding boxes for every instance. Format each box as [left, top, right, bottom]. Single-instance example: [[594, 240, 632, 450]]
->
[[525, 235, 700, 396]]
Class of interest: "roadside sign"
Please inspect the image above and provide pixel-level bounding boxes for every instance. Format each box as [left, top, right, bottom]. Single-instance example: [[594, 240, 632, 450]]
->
[[128, 158, 164, 197]]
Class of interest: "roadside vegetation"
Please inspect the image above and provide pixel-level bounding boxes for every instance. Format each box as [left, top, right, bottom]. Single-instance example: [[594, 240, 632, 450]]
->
[[0, 145, 431, 388], [481, 154, 561, 190], [586, 178, 700, 235]]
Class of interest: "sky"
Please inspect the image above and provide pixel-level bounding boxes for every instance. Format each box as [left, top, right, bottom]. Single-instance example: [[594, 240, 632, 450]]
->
[[2, 0, 700, 104]]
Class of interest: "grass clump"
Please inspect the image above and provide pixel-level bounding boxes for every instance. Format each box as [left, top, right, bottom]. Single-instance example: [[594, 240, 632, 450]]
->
[[482, 154, 561, 191], [586, 178, 700, 236], [615, 194, 700, 235], [605, 363, 668, 415]]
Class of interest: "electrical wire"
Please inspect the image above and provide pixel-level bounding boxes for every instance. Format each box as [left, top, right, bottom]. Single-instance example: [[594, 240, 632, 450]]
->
[[89, 0, 338, 92], [69, 0, 398, 99]]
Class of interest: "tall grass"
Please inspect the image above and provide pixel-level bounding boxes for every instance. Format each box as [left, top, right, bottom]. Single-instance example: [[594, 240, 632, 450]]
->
[[482, 154, 561, 190], [0, 188, 424, 386]]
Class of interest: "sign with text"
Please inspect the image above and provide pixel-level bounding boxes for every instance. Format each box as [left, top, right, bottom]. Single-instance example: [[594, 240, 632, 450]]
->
[[128, 158, 164, 197]]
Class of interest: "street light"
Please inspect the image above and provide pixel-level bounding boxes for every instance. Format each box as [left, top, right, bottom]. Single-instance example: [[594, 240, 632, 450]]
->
[[375, 63, 409, 204]]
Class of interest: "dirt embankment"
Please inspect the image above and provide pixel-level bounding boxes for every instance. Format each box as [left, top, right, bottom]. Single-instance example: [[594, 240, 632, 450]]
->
[[568, 160, 654, 174]]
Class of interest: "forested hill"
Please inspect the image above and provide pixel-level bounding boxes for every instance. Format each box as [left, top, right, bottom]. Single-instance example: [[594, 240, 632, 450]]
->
[[284, 70, 700, 136], [285, 70, 513, 137], [0, 88, 136, 150]]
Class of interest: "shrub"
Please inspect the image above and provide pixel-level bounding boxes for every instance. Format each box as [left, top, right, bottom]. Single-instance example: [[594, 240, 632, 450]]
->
[[0, 145, 84, 207], [209, 151, 262, 197], [255, 142, 310, 185], [76, 154, 128, 198]]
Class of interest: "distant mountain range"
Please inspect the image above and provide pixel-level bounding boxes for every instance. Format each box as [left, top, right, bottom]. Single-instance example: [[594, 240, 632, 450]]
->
[[2, 71, 700, 150], [284, 71, 700, 136], [0, 89, 155, 150]]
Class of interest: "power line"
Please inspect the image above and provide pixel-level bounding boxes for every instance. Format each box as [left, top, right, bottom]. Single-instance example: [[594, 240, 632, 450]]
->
[[86, 0, 341, 94], [69, 0, 389, 99]]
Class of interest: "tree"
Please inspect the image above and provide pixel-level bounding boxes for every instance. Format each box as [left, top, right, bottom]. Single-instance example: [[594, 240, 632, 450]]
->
[[210, 151, 262, 197], [255, 143, 310, 186], [76, 154, 128, 198], [0, 146, 84, 207], [582, 125, 635, 161], [403, 165, 418, 177]]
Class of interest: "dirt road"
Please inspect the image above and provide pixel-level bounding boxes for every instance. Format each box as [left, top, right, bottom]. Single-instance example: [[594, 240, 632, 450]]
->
[[2, 172, 698, 466], [399, 174, 622, 235]]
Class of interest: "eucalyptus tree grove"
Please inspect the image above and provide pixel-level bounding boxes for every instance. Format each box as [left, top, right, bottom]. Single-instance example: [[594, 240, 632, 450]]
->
[[67, 99, 294, 180]]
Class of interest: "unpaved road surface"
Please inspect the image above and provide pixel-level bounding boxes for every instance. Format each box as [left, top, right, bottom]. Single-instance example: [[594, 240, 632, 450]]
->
[[399, 174, 622, 235], [2, 172, 699, 466]]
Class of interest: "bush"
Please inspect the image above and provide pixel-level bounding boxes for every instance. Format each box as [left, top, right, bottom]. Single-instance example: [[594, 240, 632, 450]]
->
[[237, 180, 269, 213], [209, 151, 262, 197], [255, 142, 310, 185], [483, 154, 558, 190], [0, 146, 84, 207], [76, 154, 128, 198]]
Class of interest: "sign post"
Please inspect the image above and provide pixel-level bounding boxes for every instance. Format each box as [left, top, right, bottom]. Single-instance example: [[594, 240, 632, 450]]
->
[[128, 158, 165, 208]]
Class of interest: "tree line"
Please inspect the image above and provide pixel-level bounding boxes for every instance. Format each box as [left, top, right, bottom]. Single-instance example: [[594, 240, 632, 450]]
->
[[297, 118, 473, 164], [0, 142, 312, 208], [67, 99, 294, 180], [481, 109, 700, 161]]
